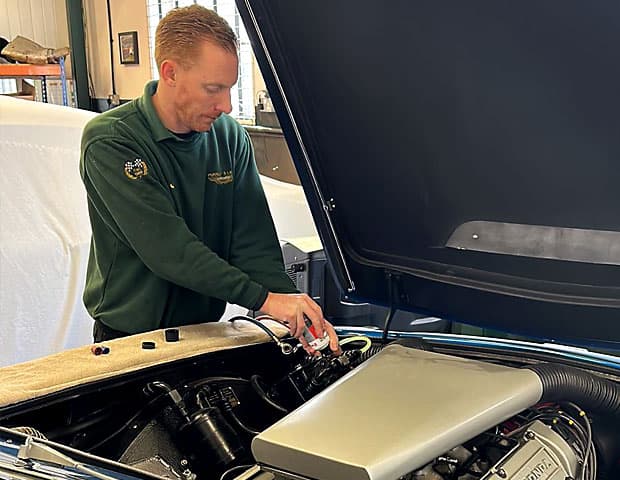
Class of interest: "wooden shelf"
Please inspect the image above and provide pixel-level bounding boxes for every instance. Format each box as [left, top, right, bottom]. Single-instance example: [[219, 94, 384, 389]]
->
[[0, 63, 62, 77]]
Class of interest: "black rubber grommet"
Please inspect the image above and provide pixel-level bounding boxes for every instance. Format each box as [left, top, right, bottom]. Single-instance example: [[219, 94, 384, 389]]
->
[[165, 328, 179, 342], [142, 341, 156, 350]]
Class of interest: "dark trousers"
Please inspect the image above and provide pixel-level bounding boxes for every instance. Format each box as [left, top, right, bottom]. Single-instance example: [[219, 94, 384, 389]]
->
[[93, 319, 129, 342]]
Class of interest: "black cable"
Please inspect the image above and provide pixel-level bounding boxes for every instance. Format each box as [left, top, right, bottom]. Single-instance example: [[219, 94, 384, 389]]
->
[[565, 403, 595, 480], [196, 389, 210, 410], [382, 273, 397, 344], [229, 315, 283, 346], [193, 382, 262, 435], [382, 307, 395, 344], [506, 404, 595, 480], [526, 408, 588, 451], [522, 404, 594, 480], [144, 380, 172, 395], [145, 381, 190, 421], [226, 408, 260, 436], [554, 415, 587, 457], [250, 375, 288, 413]]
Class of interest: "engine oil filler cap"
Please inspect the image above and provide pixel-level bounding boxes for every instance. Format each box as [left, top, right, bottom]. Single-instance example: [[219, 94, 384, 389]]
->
[[165, 328, 180, 342], [142, 341, 156, 350]]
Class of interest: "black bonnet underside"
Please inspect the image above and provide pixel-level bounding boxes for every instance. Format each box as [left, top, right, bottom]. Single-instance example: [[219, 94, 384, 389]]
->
[[238, 0, 620, 347]]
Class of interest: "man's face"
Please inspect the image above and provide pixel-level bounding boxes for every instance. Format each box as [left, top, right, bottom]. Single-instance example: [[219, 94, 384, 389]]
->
[[171, 41, 238, 133]]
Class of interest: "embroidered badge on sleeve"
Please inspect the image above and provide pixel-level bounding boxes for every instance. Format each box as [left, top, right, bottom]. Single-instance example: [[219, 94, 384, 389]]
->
[[207, 170, 233, 185], [124, 158, 148, 180]]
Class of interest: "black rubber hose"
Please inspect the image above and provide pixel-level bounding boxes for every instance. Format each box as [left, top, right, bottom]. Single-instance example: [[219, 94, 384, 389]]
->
[[144, 381, 190, 421], [358, 344, 385, 363], [250, 375, 289, 413], [527, 363, 620, 415], [228, 315, 283, 347], [226, 407, 260, 436], [144, 380, 172, 395]]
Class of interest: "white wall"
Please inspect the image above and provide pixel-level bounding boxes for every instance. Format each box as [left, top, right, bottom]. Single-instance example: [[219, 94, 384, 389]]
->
[[84, 0, 151, 100]]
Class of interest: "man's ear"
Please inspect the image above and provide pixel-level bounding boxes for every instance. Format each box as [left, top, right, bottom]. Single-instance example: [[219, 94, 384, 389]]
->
[[160, 60, 177, 86]]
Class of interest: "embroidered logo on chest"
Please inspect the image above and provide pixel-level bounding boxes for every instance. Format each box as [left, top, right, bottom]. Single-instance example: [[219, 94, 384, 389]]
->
[[124, 158, 148, 180], [208, 170, 233, 185]]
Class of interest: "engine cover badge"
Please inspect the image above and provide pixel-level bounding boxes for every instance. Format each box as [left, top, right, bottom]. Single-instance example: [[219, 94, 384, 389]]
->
[[482, 420, 578, 480]]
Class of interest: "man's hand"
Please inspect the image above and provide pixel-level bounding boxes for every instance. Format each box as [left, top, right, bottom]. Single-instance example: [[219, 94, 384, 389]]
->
[[260, 292, 341, 354]]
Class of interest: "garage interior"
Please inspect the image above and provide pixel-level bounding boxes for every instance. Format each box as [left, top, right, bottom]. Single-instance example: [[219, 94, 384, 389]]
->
[[1, 2, 619, 480]]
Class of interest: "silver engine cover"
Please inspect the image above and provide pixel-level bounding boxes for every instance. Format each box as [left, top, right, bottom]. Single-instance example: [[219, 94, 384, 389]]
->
[[252, 344, 543, 480], [483, 420, 578, 480]]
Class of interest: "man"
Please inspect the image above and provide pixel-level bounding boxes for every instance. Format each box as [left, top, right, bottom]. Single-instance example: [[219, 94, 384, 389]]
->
[[79, 5, 339, 353]]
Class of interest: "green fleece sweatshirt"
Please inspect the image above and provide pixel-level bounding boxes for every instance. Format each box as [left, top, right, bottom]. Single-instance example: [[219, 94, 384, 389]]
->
[[80, 81, 296, 333]]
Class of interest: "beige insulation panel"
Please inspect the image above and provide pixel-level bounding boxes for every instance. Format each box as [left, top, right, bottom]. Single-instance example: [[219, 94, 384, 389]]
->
[[0, 321, 288, 408]]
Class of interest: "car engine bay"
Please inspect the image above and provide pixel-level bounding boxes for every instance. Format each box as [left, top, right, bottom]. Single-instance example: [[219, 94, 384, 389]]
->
[[1, 320, 619, 480]]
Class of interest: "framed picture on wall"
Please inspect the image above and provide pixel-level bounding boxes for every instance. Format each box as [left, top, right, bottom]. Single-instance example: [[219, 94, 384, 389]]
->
[[119, 31, 139, 65]]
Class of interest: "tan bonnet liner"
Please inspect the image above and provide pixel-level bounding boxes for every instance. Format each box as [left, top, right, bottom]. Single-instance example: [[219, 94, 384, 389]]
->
[[0, 321, 288, 409]]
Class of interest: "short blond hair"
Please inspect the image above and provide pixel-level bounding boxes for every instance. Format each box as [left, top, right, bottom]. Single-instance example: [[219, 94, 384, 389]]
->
[[154, 5, 238, 70]]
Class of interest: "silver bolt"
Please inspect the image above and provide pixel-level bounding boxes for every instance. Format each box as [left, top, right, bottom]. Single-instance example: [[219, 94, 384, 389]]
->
[[180, 459, 188, 467], [497, 468, 507, 478]]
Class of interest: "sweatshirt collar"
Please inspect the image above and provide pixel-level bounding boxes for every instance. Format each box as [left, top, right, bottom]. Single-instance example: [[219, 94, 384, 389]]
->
[[138, 80, 202, 144]]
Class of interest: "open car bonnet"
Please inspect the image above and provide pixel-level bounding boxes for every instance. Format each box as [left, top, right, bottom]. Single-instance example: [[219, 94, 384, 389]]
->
[[237, 0, 620, 349]]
